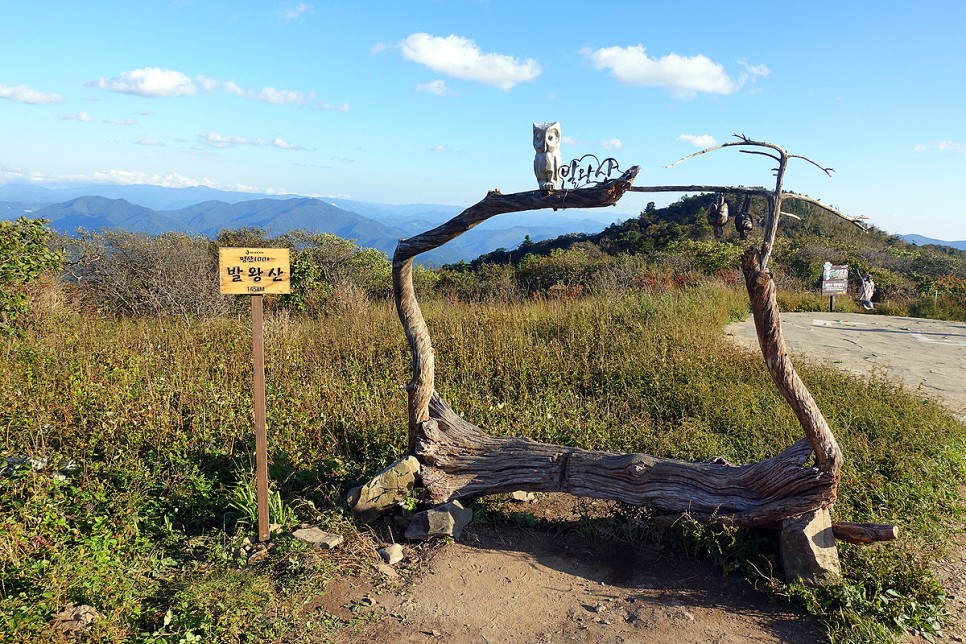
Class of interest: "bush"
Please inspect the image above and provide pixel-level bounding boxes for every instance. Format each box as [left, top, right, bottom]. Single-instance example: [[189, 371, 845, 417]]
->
[[65, 230, 232, 319], [0, 218, 63, 331]]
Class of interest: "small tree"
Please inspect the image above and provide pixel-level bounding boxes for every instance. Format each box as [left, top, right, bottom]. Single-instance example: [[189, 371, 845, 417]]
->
[[66, 230, 230, 319], [0, 218, 63, 330]]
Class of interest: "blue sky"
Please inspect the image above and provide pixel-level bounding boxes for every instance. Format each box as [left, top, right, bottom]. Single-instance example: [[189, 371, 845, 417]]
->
[[2, 1, 965, 240]]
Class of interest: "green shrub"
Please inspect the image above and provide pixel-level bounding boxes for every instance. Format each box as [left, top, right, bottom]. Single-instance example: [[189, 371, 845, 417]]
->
[[0, 218, 63, 331]]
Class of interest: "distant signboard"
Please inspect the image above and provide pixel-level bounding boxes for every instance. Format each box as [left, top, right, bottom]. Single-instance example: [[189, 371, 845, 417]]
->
[[219, 247, 291, 295], [821, 263, 849, 296]]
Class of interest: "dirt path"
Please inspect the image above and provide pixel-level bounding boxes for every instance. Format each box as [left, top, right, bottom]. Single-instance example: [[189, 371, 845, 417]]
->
[[338, 496, 825, 643], [329, 313, 965, 643]]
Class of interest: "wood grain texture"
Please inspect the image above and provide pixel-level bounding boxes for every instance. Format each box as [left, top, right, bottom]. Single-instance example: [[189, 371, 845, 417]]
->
[[415, 394, 836, 526]]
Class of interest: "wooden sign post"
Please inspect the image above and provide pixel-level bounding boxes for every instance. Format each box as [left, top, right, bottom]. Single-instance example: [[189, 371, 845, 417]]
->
[[219, 247, 291, 542], [821, 262, 848, 312]]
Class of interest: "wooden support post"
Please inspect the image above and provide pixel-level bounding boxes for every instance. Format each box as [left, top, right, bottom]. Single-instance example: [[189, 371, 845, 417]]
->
[[251, 294, 270, 543]]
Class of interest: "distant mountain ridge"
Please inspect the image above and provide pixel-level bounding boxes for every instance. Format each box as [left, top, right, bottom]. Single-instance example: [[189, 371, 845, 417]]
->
[[0, 182, 625, 263], [899, 234, 966, 251]]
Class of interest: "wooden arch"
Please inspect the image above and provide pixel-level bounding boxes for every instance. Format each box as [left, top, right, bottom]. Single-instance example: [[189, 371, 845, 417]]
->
[[390, 150, 849, 528]]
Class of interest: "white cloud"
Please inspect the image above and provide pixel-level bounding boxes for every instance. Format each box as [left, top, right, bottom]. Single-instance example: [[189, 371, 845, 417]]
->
[[678, 133, 717, 148], [197, 75, 312, 105], [938, 140, 966, 155], [431, 145, 451, 152], [257, 87, 308, 105], [136, 138, 164, 146], [278, 2, 313, 21], [222, 80, 245, 96], [318, 102, 349, 111], [738, 58, 770, 82], [601, 138, 623, 150], [104, 117, 138, 126], [583, 45, 747, 98], [272, 137, 302, 150], [91, 67, 197, 97], [370, 43, 387, 56], [64, 111, 94, 122], [196, 75, 220, 92], [400, 33, 541, 91], [202, 131, 250, 148], [562, 136, 579, 145], [201, 131, 303, 151], [416, 80, 453, 96], [0, 83, 63, 104], [90, 169, 221, 189], [0, 165, 284, 194]]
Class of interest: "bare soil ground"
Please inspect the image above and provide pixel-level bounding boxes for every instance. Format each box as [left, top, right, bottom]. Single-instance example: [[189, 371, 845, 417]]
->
[[334, 495, 825, 643], [324, 313, 965, 643]]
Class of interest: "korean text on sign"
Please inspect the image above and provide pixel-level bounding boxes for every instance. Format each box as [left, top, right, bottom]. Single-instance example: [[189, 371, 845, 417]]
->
[[219, 247, 291, 295]]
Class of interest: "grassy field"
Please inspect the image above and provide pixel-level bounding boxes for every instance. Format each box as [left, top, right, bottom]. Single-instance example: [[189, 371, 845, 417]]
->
[[2, 282, 964, 642]]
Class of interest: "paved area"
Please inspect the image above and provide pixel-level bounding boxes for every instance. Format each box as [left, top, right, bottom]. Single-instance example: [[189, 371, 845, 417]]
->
[[725, 312, 966, 421], [727, 313, 966, 639]]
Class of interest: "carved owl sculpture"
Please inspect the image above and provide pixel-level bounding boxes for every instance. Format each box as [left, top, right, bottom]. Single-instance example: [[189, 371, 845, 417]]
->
[[706, 194, 729, 239], [533, 121, 562, 192], [734, 195, 754, 240]]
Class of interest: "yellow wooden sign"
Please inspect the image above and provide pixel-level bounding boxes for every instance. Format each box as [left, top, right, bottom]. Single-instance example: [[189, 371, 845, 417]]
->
[[219, 247, 291, 295]]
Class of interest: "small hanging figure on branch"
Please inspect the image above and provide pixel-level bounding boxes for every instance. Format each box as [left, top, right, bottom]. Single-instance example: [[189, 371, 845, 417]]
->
[[533, 121, 562, 192], [735, 195, 754, 240], [706, 194, 729, 239]]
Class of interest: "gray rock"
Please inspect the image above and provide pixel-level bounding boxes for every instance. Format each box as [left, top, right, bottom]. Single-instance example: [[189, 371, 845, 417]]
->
[[404, 500, 473, 541], [346, 456, 420, 523], [247, 544, 270, 564], [780, 509, 841, 586], [378, 543, 405, 565], [376, 563, 399, 579], [49, 604, 104, 635], [292, 527, 344, 549]]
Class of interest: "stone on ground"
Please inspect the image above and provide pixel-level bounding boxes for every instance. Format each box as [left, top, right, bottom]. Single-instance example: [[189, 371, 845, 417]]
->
[[292, 527, 344, 549], [780, 509, 841, 586], [346, 456, 420, 523], [378, 543, 405, 565], [49, 604, 104, 636], [404, 500, 473, 541]]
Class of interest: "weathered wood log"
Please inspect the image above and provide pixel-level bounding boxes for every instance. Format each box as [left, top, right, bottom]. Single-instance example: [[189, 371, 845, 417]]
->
[[415, 394, 836, 526], [388, 153, 845, 529], [831, 521, 899, 544]]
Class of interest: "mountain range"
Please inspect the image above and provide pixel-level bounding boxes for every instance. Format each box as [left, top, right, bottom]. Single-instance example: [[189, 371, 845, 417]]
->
[[4, 183, 963, 260], [0, 183, 628, 264], [898, 234, 966, 251]]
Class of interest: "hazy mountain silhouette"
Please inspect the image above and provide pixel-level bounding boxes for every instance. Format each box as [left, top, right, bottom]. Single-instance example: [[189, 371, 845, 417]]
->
[[0, 182, 624, 262], [900, 234, 966, 251]]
